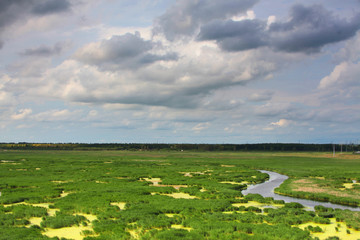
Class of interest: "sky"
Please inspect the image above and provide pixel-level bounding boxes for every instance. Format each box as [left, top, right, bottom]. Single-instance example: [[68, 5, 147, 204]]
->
[[1, 0, 360, 144]]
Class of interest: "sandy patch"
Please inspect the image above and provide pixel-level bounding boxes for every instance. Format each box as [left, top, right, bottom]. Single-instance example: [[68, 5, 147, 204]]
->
[[291, 179, 360, 200], [343, 183, 360, 189], [143, 178, 162, 185], [221, 165, 236, 167], [110, 202, 126, 210], [95, 181, 107, 184], [155, 184, 188, 190], [293, 179, 313, 184], [51, 180, 72, 184], [296, 218, 360, 240], [180, 171, 206, 177], [163, 193, 198, 199], [220, 181, 248, 185], [77, 213, 97, 222], [3, 202, 59, 216], [171, 224, 192, 231], [43, 226, 95, 240], [27, 217, 42, 227], [59, 191, 71, 198], [232, 201, 283, 209]]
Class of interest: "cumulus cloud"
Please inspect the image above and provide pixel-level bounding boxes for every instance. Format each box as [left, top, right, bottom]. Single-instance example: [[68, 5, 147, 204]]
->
[[248, 91, 274, 102], [11, 109, 32, 120], [269, 4, 360, 53], [271, 119, 291, 127], [198, 19, 267, 51], [74, 32, 178, 70], [319, 62, 360, 90], [0, 0, 72, 48], [154, 0, 259, 41], [254, 103, 296, 117], [198, 4, 360, 53], [192, 122, 210, 132], [20, 41, 70, 57], [33, 109, 83, 122], [38, 37, 287, 109], [335, 32, 360, 62], [31, 0, 71, 15]]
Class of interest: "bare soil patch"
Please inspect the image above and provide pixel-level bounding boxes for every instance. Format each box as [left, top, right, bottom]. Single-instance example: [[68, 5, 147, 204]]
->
[[291, 178, 360, 199]]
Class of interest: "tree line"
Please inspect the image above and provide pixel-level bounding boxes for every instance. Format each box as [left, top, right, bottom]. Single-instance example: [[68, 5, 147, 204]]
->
[[0, 142, 359, 152]]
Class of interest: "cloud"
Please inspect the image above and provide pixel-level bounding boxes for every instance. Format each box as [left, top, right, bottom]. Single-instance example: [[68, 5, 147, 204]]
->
[[154, 0, 259, 41], [0, 0, 72, 48], [319, 61, 360, 90], [271, 119, 291, 127], [20, 41, 69, 57], [335, 32, 360, 62], [198, 4, 360, 53], [0, 75, 16, 107], [248, 91, 274, 102], [192, 122, 210, 132], [33, 109, 83, 122], [31, 0, 71, 15], [269, 4, 360, 53], [38, 38, 287, 110], [254, 103, 296, 117], [11, 109, 32, 120], [198, 19, 267, 51], [74, 32, 178, 70]]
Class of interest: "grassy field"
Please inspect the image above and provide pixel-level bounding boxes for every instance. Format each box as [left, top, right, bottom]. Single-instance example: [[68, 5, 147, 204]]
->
[[1, 150, 360, 240]]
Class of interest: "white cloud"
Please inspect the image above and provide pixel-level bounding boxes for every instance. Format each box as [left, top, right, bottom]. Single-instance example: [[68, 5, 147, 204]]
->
[[224, 127, 234, 133], [88, 110, 98, 117], [263, 127, 274, 131], [232, 10, 256, 21], [318, 61, 360, 90], [34, 109, 83, 122], [192, 122, 211, 132], [11, 109, 32, 120], [271, 119, 291, 127]]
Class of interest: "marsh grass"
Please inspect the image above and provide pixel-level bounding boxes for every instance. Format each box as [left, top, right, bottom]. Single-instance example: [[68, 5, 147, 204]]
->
[[0, 150, 360, 239]]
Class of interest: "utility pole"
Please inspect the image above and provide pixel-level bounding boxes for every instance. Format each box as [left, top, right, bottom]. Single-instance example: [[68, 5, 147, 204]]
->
[[333, 144, 335, 157]]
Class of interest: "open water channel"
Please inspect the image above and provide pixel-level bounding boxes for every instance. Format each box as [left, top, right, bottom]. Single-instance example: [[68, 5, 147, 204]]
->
[[242, 170, 360, 211]]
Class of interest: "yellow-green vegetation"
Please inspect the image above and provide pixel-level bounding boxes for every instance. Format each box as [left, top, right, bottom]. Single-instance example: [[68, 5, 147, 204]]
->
[[297, 218, 360, 240], [0, 150, 360, 239]]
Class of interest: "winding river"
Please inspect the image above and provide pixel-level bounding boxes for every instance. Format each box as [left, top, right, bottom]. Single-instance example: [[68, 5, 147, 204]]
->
[[242, 170, 360, 211]]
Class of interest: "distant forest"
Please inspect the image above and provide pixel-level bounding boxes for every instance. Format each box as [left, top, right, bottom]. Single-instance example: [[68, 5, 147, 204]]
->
[[0, 142, 359, 152]]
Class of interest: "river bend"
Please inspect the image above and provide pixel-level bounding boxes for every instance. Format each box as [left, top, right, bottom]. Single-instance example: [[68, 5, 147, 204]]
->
[[242, 170, 360, 211]]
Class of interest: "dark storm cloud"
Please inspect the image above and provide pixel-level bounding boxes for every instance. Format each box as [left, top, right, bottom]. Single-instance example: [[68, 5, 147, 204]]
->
[[0, 0, 29, 29], [0, 0, 71, 28], [198, 4, 360, 53], [74, 33, 178, 70], [198, 19, 267, 51], [154, 0, 259, 41], [31, 0, 71, 15], [20, 42, 67, 57], [0, 0, 71, 49], [270, 4, 360, 53]]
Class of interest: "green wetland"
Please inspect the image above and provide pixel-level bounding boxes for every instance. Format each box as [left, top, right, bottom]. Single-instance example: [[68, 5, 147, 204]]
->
[[1, 150, 360, 240]]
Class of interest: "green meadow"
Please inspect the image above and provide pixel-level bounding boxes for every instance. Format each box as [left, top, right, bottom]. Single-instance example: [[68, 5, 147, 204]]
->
[[1, 150, 360, 240]]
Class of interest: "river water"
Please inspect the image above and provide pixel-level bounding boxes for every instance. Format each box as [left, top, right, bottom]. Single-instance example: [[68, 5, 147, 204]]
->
[[242, 170, 360, 211]]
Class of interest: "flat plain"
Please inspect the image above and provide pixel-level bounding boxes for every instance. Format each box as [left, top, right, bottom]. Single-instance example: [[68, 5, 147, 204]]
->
[[1, 150, 360, 240]]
